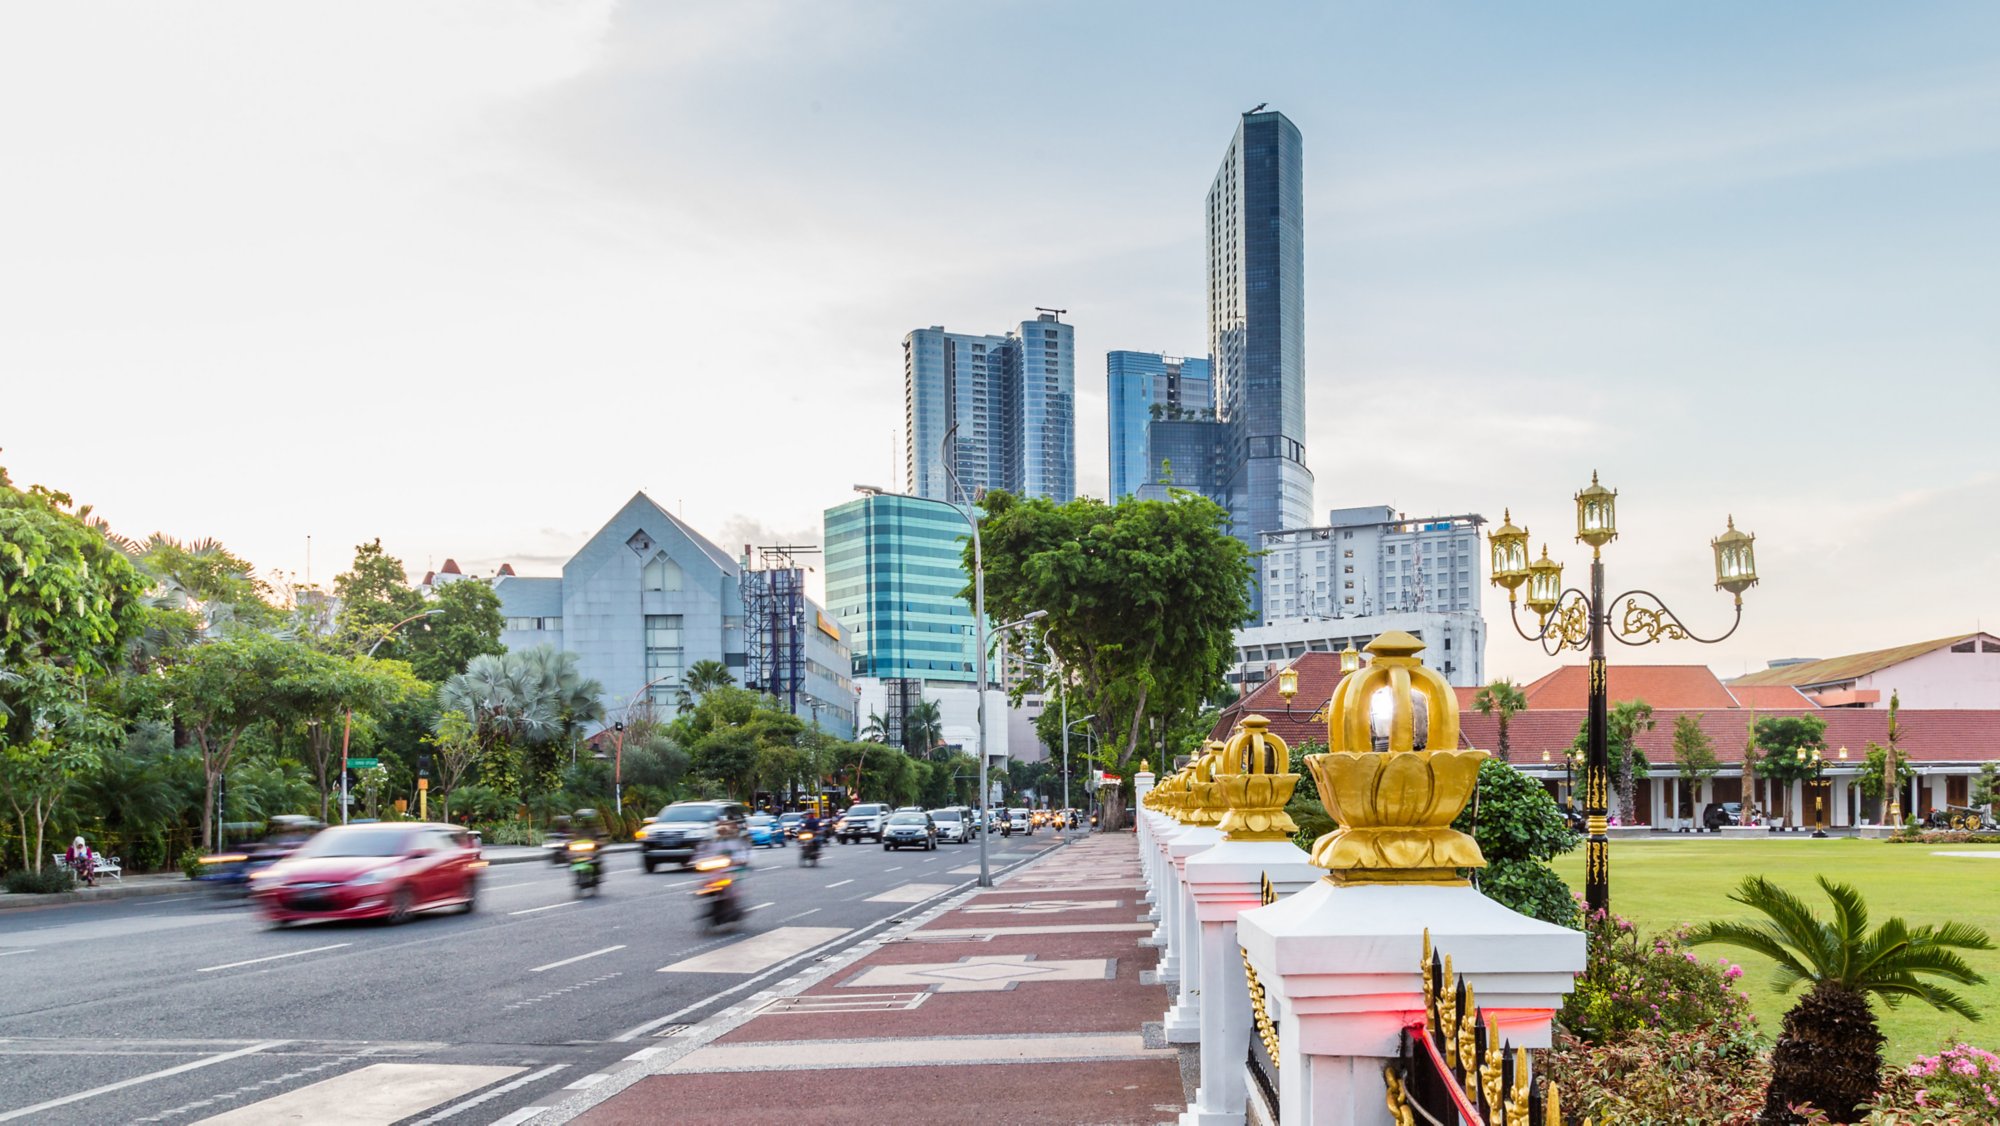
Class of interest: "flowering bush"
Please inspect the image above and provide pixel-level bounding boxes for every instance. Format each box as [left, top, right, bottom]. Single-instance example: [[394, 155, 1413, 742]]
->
[[1543, 1024, 1769, 1124], [1886, 830, 2000, 845], [1558, 900, 1758, 1043]]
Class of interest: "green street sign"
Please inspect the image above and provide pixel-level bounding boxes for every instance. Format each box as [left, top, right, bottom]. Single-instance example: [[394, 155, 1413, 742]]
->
[[347, 758, 380, 769]]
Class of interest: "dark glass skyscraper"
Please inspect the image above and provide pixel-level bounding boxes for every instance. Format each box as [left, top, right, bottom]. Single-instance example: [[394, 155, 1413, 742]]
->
[[1106, 351, 1213, 500], [1209, 109, 1313, 552], [904, 313, 1075, 504]]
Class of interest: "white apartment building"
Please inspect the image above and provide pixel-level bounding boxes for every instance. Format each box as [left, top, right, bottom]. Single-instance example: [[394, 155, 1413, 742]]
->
[[1260, 506, 1486, 624], [1230, 610, 1486, 692]]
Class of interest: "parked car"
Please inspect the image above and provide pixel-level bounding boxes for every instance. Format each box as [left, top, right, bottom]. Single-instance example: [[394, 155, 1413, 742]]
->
[[838, 803, 892, 844], [928, 808, 969, 844], [777, 811, 806, 839], [251, 822, 480, 926], [1702, 802, 1743, 831], [883, 811, 938, 851], [745, 814, 787, 848], [639, 801, 748, 872]]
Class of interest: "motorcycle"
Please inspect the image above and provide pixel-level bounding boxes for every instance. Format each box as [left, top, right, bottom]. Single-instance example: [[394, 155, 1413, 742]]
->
[[797, 831, 821, 868], [694, 854, 742, 928], [567, 838, 603, 897]]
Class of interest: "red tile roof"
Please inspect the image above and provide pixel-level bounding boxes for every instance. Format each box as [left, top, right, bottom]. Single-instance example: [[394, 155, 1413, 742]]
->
[[1520, 664, 1737, 711], [1212, 651, 1344, 748], [498, 563, 517, 576], [439, 558, 462, 575], [1727, 684, 1819, 710], [1458, 707, 2000, 765]]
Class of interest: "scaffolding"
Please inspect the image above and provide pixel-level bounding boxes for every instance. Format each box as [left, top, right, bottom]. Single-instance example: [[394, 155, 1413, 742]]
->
[[741, 544, 820, 716]]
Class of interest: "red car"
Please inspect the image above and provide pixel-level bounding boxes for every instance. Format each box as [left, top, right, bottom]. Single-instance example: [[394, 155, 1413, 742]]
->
[[252, 822, 482, 926]]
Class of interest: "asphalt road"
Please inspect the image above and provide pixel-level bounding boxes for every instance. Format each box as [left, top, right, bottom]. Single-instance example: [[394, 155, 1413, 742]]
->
[[0, 829, 1064, 1125]]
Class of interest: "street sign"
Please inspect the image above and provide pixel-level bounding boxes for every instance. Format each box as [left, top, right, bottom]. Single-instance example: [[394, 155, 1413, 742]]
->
[[347, 757, 380, 769]]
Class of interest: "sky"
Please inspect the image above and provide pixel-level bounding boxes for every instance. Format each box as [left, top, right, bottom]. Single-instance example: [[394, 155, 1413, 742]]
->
[[3, 1, 1997, 683]]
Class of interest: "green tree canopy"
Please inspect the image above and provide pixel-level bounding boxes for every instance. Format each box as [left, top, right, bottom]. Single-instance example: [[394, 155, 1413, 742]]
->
[[1750, 714, 1830, 785], [0, 473, 150, 676], [402, 578, 504, 683], [1671, 713, 1720, 816], [1473, 679, 1528, 763], [973, 489, 1252, 828], [332, 539, 426, 656]]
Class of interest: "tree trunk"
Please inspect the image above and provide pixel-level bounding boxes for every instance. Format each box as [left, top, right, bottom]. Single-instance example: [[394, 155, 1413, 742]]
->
[[1761, 982, 1884, 1125], [1497, 717, 1511, 763]]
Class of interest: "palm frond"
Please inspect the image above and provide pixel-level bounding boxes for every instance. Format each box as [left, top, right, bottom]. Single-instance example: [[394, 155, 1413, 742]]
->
[[1685, 920, 1815, 992]]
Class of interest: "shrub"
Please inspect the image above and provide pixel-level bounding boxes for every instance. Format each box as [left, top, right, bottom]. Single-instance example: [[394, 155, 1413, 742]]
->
[[122, 833, 167, 873], [179, 849, 204, 880], [1853, 1042, 2000, 1120], [473, 820, 543, 846], [1544, 1024, 1770, 1124], [4, 867, 76, 894], [1455, 758, 1579, 926], [1887, 830, 2000, 845], [1559, 901, 1757, 1044]]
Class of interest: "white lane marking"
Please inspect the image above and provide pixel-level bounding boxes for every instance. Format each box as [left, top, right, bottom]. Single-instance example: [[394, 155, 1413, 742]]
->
[[825, 879, 853, 888], [0, 1040, 288, 1122], [884, 866, 903, 872], [782, 907, 822, 922], [622, 1046, 664, 1061], [659, 926, 851, 974], [191, 1062, 523, 1125], [488, 1108, 546, 1126], [528, 945, 626, 973], [406, 1064, 567, 1124], [0, 949, 31, 956], [747, 902, 774, 912], [866, 883, 955, 904], [562, 1073, 612, 1089], [196, 944, 350, 973], [480, 882, 535, 891], [508, 901, 578, 916]]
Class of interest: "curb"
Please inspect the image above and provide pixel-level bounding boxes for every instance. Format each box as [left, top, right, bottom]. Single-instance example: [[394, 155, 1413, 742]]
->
[[0, 878, 202, 911]]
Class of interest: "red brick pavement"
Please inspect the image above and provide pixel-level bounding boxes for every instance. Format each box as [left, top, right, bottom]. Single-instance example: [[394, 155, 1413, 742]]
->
[[573, 832, 1182, 1126]]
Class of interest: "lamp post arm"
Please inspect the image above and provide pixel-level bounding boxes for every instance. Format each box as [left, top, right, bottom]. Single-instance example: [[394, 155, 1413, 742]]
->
[[1605, 589, 1744, 646]]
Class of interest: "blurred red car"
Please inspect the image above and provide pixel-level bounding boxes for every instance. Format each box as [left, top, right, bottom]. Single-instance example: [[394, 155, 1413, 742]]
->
[[252, 822, 482, 926]]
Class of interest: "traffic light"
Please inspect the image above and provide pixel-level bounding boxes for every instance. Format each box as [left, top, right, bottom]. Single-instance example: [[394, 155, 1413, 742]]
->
[[417, 753, 432, 780]]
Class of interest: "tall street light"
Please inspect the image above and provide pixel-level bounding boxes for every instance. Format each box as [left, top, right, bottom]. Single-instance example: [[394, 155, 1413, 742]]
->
[[983, 610, 1048, 882], [344, 609, 441, 825], [1066, 713, 1096, 830], [1490, 473, 1759, 913]]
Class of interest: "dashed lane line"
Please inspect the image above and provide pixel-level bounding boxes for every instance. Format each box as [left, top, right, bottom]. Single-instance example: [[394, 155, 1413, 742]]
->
[[824, 879, 853, 889], [508, 901, 579, 916], [0, 1040, 290, 1122], [528, 945, 626, 973], [782, 907, 822, 922], [196, 944, 350, 973]]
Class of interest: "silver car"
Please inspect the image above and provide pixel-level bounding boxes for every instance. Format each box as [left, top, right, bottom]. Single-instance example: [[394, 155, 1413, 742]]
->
[[927, 808, 969, 844]]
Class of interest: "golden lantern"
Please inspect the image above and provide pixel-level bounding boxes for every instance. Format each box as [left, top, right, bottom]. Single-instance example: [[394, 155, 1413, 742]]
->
[[1524, 545, 1564, 618], [1712, 516, 1758, 598], [1487, 509, 1531, 592], [1277, 665, 1299, 702], [1340, 644, 1361, 674], [1304, 631, 1489, 885], [1214, 716, 1301, 841], [1574, 471, 1617, 550]]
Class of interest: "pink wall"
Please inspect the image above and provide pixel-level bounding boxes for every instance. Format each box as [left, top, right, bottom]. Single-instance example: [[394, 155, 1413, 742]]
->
[[1854, 641, 2000, 709]]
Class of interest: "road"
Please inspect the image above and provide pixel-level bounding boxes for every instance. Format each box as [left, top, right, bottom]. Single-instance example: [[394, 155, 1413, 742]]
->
[[0, 830, 1064, 1125]]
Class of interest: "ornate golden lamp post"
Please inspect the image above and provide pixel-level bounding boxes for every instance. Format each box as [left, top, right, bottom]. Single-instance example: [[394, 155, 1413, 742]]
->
[[1490, 474, 1758, 912]]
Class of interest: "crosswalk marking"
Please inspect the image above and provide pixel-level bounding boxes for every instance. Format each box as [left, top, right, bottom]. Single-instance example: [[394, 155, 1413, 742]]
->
[[658, 926, 850, 974], [866, 882, 954, 904], [0, 1041, 288, 1123], [406, 1065, 567, 1125], [191, 1063, 521, 1125], [487, 1109, 546, 1126]]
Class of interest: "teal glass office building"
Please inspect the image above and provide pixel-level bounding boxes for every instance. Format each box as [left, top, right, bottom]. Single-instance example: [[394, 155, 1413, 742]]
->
[[1107, 351, 1213, 500], [823, 494, 978, 683]]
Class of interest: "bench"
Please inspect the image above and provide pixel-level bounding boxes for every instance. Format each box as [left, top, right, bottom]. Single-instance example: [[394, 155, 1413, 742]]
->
[[50, 852, 122, 882]]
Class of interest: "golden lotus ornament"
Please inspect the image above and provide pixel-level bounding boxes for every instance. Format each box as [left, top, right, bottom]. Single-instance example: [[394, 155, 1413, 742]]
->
[[1214, 715, 1301, 841], [1305, 631, 1488, 885], [1182, 741, 1230, 826]]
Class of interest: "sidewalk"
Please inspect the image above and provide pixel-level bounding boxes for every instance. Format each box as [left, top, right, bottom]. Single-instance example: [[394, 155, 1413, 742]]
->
[[563, 831, 1184, 1126]]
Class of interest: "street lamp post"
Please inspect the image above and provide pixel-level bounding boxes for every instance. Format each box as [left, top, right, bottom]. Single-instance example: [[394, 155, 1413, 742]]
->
[[1489, 475, 1758, 913], [1066, 713, 1095, 832]]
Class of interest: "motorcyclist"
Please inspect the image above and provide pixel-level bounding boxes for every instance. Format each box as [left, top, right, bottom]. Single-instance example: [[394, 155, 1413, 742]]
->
[[568, 808, 607, 883], [695, 818, 751, 871], [798, 812, 824, 860]]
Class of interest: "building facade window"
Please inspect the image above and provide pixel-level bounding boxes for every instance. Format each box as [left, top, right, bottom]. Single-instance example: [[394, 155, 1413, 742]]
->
[[645, 614, 684, 702], [643, 552, 684, 592]]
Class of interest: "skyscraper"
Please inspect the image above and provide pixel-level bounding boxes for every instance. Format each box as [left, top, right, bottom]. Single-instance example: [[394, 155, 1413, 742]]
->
[[1209, 109, 1313, 548], [1106, 351, 1213, 500], [823, 494, 977, 684], [904, 312, 1075, 504]]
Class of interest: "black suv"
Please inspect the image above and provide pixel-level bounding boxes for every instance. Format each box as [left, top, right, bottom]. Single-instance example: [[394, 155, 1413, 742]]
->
[[1702, 802, 1742, 831], [638, 801, 747, 872]]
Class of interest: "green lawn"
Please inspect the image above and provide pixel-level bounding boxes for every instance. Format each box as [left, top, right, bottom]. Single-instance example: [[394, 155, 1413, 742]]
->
[[1548, 837, 2000, 1061]]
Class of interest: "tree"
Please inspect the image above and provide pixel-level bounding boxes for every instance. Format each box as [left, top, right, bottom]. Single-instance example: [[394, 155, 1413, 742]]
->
[[903, 699, 944, 758], [669, 685, 803, 800], [1973, 762, 1998, 814], [0, 473, 151, 676], [437, 646, 605, 802], [974, 489, 1252, 829], [685, 660, 734, 696], [859, 711, 888, 744], [1687, 876, 1993, 1124], [0, 662, 115, 871], [1749, 715, 1829, 823], [1473, 680, 1527, 763], [332, 539, 425, 657], [1454, 758, 1579, 926], [159, 633, 295, 850], [268, 647, 427, 822], [1861, 691, 1909, 823], [402, 578, 504, 683], [1671, 714, 1720, 819], [1569, 700, 1654, 822], [128, 534, 276, 634]]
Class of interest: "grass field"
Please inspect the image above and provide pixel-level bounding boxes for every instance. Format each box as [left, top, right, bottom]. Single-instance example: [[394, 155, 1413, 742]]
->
[[1548, 837, 2000, 1061]]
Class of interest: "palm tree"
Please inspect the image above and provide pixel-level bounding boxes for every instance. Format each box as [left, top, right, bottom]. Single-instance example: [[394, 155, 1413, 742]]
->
[[903, 700, 944, 759], [859, 710, 889, 744], [1687, 875, 1993, 1124], [1472, 679, 1528, 763], [685, 659, 734, 696]]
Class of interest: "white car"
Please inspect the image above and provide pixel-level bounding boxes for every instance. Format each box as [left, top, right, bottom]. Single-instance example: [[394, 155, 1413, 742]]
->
[[928, 808, 969, 844], [1007, 808, 1033, 835]]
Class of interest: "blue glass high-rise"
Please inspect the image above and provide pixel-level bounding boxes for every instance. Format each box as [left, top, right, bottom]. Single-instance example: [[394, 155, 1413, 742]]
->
[[1106, 351, 1213, 500]]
